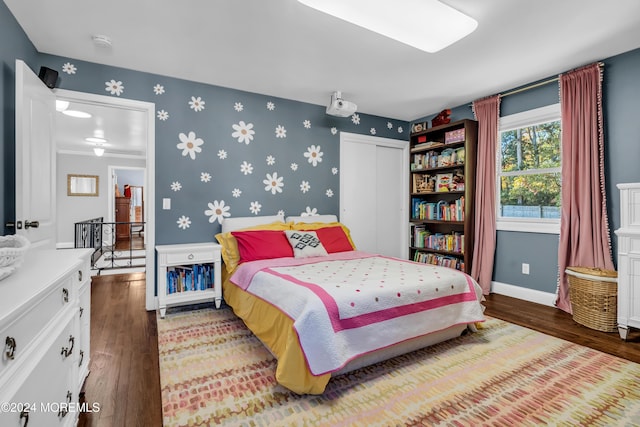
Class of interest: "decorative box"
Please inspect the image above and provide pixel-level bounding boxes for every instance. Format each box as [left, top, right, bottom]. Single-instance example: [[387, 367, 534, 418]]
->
[[445, 128, 465, 144]]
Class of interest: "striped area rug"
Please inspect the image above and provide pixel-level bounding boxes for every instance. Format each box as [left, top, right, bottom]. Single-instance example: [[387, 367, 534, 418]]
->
[[157, 307, 640, 426]]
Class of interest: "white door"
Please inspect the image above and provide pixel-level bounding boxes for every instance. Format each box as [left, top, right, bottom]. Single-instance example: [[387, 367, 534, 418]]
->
[[339, 132, 408, 258], [15, 60, 56, 249]]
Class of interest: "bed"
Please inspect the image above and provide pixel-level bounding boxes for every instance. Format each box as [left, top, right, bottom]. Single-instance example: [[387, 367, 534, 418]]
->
[[216, 214, 485, 395]]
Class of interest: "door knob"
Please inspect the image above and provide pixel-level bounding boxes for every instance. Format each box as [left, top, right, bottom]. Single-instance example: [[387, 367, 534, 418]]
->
[[24, 220, 39, 229]]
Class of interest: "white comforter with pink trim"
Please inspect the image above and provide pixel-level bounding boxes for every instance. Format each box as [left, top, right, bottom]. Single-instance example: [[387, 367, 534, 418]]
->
[[230, 251, 484, 375]]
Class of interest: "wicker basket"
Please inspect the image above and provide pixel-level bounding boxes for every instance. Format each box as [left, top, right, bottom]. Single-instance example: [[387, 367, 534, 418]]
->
[[566, 267, 618, 332]]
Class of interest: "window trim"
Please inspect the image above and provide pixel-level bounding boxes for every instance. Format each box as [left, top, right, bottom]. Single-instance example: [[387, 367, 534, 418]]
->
[[496, 103, 561, 235]]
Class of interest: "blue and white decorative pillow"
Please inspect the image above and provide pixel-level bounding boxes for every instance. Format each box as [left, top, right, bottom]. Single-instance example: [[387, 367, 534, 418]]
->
[[284, 230, 328, 258]]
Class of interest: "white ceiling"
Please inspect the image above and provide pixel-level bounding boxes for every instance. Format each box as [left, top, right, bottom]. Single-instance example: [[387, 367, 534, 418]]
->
[[6, 0, 640, 154]]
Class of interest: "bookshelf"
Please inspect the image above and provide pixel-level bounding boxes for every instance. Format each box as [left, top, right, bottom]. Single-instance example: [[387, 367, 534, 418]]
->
[[409, 119, 477, 273], [156, 242, 222, 318]]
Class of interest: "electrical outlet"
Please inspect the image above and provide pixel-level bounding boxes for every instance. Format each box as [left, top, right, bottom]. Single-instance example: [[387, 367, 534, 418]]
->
[[163, 198, 171, 210], [522, 263, 530, 275]]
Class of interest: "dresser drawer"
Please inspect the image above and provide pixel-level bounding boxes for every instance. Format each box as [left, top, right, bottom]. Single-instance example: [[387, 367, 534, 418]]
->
[[1, 274, 75, 377], [165, 249, 216, 265], [0, 316, 77, 427]]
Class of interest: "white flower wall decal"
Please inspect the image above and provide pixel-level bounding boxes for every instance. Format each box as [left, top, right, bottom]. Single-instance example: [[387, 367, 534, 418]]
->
[[177, 215, 191, 229], [232, 121, 255, 144], [290, 163, 298, 171], [263, 172, 284, 195], [278, 209, 285, 217], [157, 110, 169, 121], [234, 102, 244, 112], [240, 161, 254, 175], [275, 125, 287, 138], [266, 102, 275, 111], [304, 145, 323, 166], [370, 128, 377, 135], [189, 96, 205, 112], [300, 181, 310, 193], [326, 189, 334, 197], [331, 127, 337, 135], [332, 167, 338, 175], [200, 172, 212, 182], [301, 207, 318, 216], [217, 150, 228, 160], [351, 114, 360, 125], [62, 62, 76, 74], [177, 131, 204, 159], [303, 120, 311, 129], [398, 126, 404, 133], [387, 122, 393, 129], [249, 201, 262, 215], [171, 182, 182, 191], [105, 79, 124, 96], [232, 188, 242, 198], [205, 200, 230, 224], [154, 84, 165, 95], [266, 155, 275, 165]]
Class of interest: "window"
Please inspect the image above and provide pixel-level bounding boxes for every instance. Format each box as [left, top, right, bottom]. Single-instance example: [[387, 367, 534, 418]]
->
[[496, 104, 561, 234]]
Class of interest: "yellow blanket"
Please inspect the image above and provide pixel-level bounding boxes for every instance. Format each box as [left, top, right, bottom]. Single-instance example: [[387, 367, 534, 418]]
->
[[222, 270, 331, 394]]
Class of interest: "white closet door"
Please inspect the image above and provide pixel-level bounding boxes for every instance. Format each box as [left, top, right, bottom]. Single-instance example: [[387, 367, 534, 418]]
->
[[340, 132, 408, 258]]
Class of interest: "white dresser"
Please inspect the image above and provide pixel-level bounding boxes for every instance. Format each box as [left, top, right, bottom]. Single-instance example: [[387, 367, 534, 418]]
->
[[615, 183, 640, 340], [0, 248, 92, 426]]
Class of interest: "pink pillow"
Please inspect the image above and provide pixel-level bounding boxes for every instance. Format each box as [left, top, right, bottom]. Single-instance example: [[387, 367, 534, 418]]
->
[[307, 226, 354, 253], [231, 230, 293, 263]]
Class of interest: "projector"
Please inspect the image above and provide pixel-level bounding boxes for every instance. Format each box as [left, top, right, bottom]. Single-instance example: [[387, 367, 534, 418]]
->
[[326, 91, 357, 117]]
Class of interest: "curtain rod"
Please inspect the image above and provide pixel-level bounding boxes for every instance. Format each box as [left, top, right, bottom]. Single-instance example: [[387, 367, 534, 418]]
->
[[472, 61, 605, 103]]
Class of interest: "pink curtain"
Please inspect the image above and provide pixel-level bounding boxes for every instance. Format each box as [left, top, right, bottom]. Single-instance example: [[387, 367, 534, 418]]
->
[[471, 95, 501, 294], [556, 63, 614, 313]]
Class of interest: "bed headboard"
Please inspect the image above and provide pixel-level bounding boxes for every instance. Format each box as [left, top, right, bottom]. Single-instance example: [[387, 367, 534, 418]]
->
[[285, 214, 338, 224], [220, 214, 285, 233]]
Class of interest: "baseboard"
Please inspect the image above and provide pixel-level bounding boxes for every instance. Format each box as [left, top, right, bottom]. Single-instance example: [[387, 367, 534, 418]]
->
[[490, 281, 556, 307], [56, 242, 74, 249]]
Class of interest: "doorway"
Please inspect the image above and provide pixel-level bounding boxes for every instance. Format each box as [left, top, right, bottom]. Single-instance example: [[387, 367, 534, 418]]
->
[[54, 88, 157, 311]]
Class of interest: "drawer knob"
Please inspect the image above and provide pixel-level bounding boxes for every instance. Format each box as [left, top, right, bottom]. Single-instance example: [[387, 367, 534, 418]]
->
[[80, 307, 84, 317], [5, 336, 16, 360], [62, 288, 69, 303], [61, 335, 75, 358], [78, 270, 83, 282], [79, 350, 85, 367], [188, 253, 194, 260]]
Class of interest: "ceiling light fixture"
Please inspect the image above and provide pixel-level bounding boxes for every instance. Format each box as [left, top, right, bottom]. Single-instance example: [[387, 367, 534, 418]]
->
[[297, 0, 477, 53], [62, 110, 92, 119], [55, 100, 69, 112], [93, 144, 105, 157]]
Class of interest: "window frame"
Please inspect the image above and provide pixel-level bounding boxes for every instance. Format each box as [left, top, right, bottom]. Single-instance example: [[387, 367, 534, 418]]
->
[[496, 103, 561, 234]]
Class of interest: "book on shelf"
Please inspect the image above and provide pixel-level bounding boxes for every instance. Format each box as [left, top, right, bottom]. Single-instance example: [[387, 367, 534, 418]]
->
[[413, 251, 464, 271], [166, 263, 215, 294], [411, 197, 464, 221], [411, 141, 444, 152]]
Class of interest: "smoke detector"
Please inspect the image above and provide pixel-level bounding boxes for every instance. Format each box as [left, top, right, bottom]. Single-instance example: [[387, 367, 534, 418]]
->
[[92, 34, 113, 48]]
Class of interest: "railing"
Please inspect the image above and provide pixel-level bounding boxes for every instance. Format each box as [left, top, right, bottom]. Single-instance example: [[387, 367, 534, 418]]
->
[[74, 218, 146, 274]]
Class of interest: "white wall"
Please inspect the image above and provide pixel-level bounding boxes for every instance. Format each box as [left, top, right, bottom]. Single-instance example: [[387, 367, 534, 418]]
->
[[56, 153, 145, 247]]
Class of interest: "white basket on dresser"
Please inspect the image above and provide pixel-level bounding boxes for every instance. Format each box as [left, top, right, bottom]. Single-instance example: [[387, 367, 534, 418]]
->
[[614, 183, 640, 339]]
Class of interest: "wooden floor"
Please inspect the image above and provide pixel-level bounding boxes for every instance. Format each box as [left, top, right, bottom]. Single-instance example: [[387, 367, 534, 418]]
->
[[78, 274, 640, 426]]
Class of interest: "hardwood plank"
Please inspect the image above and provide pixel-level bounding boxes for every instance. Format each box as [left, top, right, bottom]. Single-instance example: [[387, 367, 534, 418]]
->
[[78, 273, 162, 427], [483, 293, 640, 364], [79, 274, 640, 427]]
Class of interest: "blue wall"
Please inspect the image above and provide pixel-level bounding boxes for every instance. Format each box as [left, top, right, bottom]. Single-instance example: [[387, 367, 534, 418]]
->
[[1, 3, 408, 245], [414, 48, 640, 294]]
